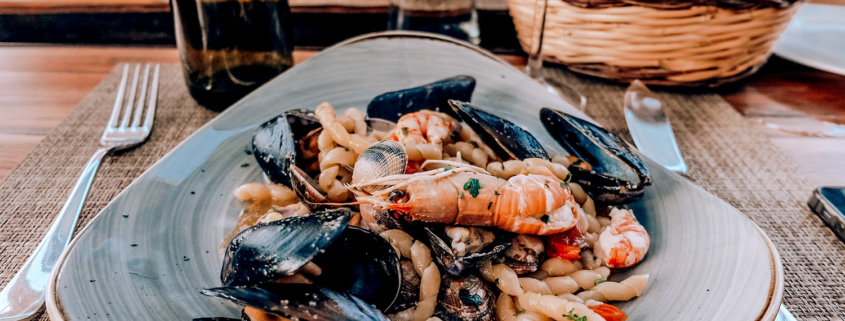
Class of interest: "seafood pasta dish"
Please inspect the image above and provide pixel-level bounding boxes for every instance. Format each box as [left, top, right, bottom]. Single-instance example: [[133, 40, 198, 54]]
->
[[200, 76, 653, 321]]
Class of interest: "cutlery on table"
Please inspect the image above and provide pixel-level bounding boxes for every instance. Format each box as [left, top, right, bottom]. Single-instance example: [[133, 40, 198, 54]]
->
[[0, 63, 160, 320], [623, 80, 688, 174], [622, 80, 797, 321]]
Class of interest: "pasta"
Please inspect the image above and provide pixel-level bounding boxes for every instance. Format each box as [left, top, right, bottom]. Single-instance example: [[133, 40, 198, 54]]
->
[[225, 103, 653, 321], [576, 274, 649, 302]]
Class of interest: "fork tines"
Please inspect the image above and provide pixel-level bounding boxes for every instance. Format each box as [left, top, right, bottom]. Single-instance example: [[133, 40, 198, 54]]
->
[[103, 63, 160, 141]]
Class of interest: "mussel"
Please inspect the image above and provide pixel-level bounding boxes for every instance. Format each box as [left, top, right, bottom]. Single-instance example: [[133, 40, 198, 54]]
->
[[435, 273, 497, 321], [540, 108, 651, 204], [219, 208, 402, 311], [449, 100, 549, 161], [367, 75, 476, 122], [425, 226, 511, 276], [252, 110, 322, 187], [446, 99, 651, 204], [202, 283, 389, 321]]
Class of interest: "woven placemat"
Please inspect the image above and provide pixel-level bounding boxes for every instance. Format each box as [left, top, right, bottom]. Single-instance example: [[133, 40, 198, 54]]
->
[[0, 63, 841, 320]]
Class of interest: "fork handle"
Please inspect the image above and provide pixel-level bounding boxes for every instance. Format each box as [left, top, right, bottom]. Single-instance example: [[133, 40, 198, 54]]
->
[[0, 147, 109, 321]]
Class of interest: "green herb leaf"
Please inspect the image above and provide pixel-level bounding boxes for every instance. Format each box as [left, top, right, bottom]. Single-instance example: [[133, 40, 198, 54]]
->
[[240, 163, 250, 168], [244, 148, 253, 155], [495, 278, 500, 285], [494, 190, 501, 196], [595, 279, 607, 285], [565, 172, 572, 183], [562, 309, 587, 321], [560, 181, 568, 188], [122, 215, 129, 218], [459, 191, 464, 199], [540, 215, 550, 224], [401, 127, 409, 135], [513, 311, 526, 317], [444, 165, 452, 171], [463, 178, 483, 198], [488, 202, 493, 210]]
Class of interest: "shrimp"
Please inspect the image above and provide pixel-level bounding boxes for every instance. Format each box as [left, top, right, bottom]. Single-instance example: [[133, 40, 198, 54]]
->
[[354, 163, 580, 235], [389, 110, 457, 161], [596, 208, 650, 268]]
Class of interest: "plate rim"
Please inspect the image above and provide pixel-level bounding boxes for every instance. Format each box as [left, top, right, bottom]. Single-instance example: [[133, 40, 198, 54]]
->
[[45, 30, 784, 321], [773, 3, 845, 76]]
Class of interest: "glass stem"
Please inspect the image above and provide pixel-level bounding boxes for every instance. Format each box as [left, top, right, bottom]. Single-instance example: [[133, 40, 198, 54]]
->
[[526, 0, 548, 81]]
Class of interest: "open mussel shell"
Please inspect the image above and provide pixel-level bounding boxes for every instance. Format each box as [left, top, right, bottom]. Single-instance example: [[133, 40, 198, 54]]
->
[[367, 75, 476, 122], [449, 100, 549, 161], [252, 110, 322, 187], [435, 273, 497, 321], [311, 225, 402, 310], [289, 164, 333, 212], [424, 226, 512, 276], [221, 208, 351, 286], [201, 283, 389, 321], [540, 108, 651, 204]]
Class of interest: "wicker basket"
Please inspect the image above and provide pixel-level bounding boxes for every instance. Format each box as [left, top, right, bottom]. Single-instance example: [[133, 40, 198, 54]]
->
[[507, 0, 802, 86]]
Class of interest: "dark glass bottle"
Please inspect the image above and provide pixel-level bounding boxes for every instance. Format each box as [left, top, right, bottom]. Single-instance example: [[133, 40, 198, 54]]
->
[[173, 0, 294, 110]]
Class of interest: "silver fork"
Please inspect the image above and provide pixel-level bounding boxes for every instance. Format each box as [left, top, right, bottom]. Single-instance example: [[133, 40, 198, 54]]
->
[[0, 63, 160, 320]]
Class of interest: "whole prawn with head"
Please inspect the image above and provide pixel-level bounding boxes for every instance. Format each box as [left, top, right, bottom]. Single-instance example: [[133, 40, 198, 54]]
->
[[389, 110, 460, 161], [353, 162, 583, 235]]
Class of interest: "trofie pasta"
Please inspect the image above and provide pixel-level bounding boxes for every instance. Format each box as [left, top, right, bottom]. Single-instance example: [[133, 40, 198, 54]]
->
[[218, 100, 652, 321]]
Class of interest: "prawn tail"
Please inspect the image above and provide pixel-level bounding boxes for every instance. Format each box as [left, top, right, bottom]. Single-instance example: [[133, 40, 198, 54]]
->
[[386, 203, 413, 213]]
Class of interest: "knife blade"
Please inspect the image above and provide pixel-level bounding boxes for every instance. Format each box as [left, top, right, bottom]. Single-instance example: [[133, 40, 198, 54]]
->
[[623, 80, 688, 174]]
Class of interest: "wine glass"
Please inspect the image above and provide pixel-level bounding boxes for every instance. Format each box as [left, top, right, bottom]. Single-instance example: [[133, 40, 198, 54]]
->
[[525, 0, 586, 111]]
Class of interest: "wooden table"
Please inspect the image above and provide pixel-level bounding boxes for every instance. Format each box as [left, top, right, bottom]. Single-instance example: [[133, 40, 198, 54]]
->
[[0, 46, 843, 187]]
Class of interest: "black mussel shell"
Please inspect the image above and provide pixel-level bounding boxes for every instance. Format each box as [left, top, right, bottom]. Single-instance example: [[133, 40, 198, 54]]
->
[[221, 209, 351, 286], [252, 110, 321, 187], [289, 164, 332, 212], [435, 273, 497, 321], [449, 100, 549, 161], [367, 75, 476, 122], [201, 284, 389, 321], [540, 108, 651, 204], [311, 226, 402, 310], [424, 226, 512, 276]]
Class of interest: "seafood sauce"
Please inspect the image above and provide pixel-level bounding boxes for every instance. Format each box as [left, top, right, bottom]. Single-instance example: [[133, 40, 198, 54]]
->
[[173, 0, 294, 110]]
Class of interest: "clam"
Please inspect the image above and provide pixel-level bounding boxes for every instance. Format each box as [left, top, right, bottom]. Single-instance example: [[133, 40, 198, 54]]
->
[[435, 273, 497, 321], [352, 141, 408, 193], [500, 235, 545, 274], [448, 100, 549, 161], [252, 110, 321, 187], [540, 108, 651, 204], [220, 208, 402, 310], [201, 283, 389, 321], [425, 226, 511, 276], [367, 75, 476, 122]]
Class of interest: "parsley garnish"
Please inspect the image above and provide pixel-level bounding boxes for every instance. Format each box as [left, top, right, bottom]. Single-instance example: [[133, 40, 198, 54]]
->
[[240, 163, 250, 168], [494, 190, 500, 196], [459, 191, 464, 199], [444, 165, 452, 171], [560, 181, 568, 188], [463, 178, 483, 198], [514, 311, 525, 317], [562, 309, 587, 321], [540, 215, 550, 224], [401, 127, 409, 135], [488, 202, 493, 210], [244, 148, 253, 155], [564, 172, 572, 183], [495, 278, 500, 285], [595, 279, 607, 285]]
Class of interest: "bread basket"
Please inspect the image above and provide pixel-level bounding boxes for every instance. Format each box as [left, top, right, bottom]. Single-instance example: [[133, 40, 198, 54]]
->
[[507, 0, 802, 86]]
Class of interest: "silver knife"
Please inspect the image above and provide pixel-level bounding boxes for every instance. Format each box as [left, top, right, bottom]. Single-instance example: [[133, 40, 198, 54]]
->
[[623, 81, 797, 321], [623, 80, 688, 174]]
